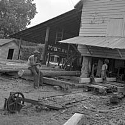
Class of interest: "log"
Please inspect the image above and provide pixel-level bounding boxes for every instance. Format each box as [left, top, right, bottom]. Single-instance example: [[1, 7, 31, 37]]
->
[[18, 69, 80, 77], [63, 113, 84, 125], [19, 75, 75, 91]]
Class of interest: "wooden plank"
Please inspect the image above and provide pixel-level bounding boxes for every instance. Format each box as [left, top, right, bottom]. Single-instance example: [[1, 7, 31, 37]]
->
[[79, 77, 116, 83], [43, 77, 75, 91], [63, 113, 84, 125], [58, 76, 79, 83]]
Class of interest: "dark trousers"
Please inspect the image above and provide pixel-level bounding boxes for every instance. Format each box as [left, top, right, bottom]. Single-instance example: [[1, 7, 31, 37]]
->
[[28, 66, 43, 88]]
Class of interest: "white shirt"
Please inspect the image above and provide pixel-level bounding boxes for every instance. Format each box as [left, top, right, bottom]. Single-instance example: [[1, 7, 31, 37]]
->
[[27, 55, 37, 67], [102, 64, 108, 71]]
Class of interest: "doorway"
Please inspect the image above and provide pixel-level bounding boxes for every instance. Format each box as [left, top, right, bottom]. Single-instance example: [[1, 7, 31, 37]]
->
[[7, 49, 14, 59]]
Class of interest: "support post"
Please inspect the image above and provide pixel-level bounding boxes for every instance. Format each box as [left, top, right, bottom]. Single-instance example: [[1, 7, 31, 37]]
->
[[96, 59, 103, 77], [46, 53, 50, 66], [80, 56, 92, 78], [42, 27, 50, 64], [67, 44, 70, 58], [18, 39, 22, 60]]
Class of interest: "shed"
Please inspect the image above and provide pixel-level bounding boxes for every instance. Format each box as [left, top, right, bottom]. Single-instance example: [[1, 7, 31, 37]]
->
[[0, 39, 19, 60]]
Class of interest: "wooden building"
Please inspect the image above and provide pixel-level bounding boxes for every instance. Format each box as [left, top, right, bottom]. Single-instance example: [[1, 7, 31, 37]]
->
[[0, 39, 19, 60], [59, 0, 125, 80]]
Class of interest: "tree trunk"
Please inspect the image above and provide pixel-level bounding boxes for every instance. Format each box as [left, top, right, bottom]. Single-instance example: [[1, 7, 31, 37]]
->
[[18, 69, 81, 77]]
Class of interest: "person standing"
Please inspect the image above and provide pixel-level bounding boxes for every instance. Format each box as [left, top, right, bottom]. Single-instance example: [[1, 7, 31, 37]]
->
[[101, 59, 109, 83], [27, 50, 43, 89]]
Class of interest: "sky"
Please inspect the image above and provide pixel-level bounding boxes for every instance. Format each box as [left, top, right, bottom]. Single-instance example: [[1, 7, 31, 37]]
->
[[29, 0, 80, 27]]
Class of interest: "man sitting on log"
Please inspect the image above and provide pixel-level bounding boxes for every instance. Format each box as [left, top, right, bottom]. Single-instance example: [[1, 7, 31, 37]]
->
[[27, 50, 43, 89]]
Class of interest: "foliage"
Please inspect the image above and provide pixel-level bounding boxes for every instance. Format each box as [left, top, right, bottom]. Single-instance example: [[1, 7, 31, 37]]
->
[[20, 45, 44, 60], [0, 0, 37, 37]]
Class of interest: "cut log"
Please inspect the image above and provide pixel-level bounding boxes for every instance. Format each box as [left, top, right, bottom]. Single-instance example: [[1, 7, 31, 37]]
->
[[18, 69, 80, 77], [63, 113, 84, 125]]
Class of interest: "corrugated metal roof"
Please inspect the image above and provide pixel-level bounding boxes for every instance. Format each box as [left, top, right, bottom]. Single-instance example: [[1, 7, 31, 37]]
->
[[9, 9, 82, 44], [59, 36, 125, 49], [0, 39, 15, 46]]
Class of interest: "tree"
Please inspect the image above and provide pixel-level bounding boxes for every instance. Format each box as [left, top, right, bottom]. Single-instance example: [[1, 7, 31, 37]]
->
[[0, 0, 37, 37]]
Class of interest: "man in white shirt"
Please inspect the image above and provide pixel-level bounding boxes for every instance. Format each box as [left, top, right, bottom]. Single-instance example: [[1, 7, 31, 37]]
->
[[27, 50, 43, 89]]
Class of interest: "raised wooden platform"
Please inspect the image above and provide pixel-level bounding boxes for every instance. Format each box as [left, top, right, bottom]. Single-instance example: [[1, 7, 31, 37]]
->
[[79, 77, 116, 83], [82, 82, 125, 95]]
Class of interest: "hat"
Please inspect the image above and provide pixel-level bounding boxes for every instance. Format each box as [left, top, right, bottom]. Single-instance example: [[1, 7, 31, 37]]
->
[[33, 50, 40, 54], [104, 59, 109, 64]]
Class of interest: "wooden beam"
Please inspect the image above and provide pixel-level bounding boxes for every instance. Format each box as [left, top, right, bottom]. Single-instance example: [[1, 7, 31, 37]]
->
[[18, 39, 22, 60], [43, 77, 75, 90], [79, 77, 116, 83], [63, 113, 84, 125], [86, 45, 92, 55], [117, 49, 122, 58]]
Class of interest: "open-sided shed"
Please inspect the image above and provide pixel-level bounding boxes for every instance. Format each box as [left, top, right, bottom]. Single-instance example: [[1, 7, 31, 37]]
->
[[10, 2, 82, 66]]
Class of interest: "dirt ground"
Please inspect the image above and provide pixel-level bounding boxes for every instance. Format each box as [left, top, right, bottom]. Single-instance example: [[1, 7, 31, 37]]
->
[[0, 75, 125, 125]]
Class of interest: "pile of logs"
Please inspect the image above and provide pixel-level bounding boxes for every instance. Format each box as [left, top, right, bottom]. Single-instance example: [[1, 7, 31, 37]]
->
[[18, 69, 81, 91]]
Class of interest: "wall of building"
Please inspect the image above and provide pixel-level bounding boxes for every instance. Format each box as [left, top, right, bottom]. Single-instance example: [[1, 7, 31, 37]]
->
[[80, 0, 125, 37], [78, 0, 125, 78], [0, 42, 19, 60], [78, 45, 125, 60]]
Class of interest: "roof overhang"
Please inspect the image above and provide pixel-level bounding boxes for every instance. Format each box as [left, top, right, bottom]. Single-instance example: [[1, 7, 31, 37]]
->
[[9, 9, 82, 44], [59, 36, 125, 49]]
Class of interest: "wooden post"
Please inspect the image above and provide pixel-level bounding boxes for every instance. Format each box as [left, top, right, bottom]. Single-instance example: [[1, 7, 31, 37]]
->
[[80, 56, 91, 78], [46, 53, 50, 66], [18, 39, 22, 60], [67, 44, 70, 58], [42, 27, 50, 64], [96, 59, 103, 77]]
